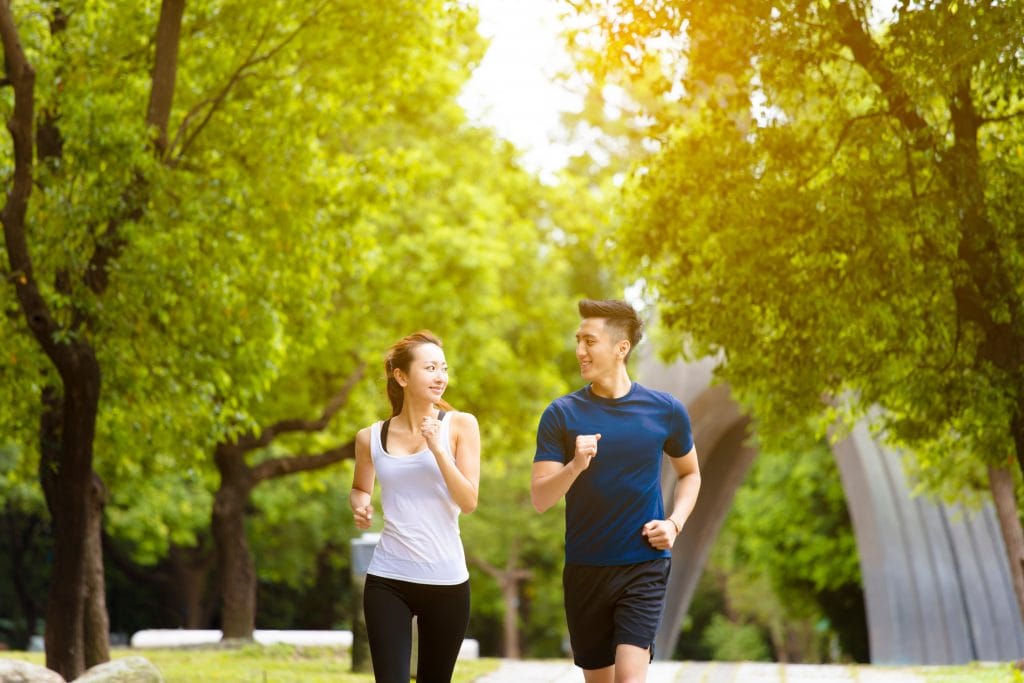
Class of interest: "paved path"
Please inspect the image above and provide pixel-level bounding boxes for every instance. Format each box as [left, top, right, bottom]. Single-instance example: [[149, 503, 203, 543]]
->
[[473, 660, 929, 682]]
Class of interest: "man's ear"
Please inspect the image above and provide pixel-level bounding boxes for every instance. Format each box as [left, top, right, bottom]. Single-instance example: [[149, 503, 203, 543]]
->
[[617, 339, 631, 359]]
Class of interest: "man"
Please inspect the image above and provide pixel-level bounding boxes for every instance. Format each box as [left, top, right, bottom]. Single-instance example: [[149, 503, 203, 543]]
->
[[532, 299, 701, 683]]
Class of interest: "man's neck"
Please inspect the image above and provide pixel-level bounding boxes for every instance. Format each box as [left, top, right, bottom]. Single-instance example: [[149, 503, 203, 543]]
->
[[590, 368, 632, 399]]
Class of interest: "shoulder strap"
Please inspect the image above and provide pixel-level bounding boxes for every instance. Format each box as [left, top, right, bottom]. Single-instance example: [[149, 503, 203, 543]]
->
[[381, 418, 391, 451], [381, 411, 446, 451]]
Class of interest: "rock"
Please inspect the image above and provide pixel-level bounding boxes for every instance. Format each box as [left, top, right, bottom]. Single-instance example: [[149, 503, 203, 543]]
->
[[72, 657, 163, 683], [0, 658, 66, 683]]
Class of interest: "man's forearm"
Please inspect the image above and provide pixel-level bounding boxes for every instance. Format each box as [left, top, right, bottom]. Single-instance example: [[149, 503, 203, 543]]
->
[[531, 462, 582, 513], [668, 471, 701, 529]]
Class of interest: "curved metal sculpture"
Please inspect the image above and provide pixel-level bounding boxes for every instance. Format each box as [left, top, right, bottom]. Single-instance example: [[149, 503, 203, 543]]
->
[[639, 355, 1024, 664]]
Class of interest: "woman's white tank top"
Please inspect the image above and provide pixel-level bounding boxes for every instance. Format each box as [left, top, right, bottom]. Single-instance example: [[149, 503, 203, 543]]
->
[[365, 412, 469, 585]]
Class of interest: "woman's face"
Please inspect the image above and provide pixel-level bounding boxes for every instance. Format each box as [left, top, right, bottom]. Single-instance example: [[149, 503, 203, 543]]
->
[[399, 343, 448, 403]]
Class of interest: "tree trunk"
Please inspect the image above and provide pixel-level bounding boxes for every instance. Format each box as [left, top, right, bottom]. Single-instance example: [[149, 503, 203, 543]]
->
[[1013, 411, 1024, 496], [83, 473, 110, 667], [501, 577, 521, 660], [0, 13, 107, 667], [469, 542, 531, 660], [38, 360, 104, 680], [988, 463, 1024, 627], [167, 543, 215, 628], [768, 623, 788, 664], [146, 0, 185, 155], [213, 445, 257, 640]]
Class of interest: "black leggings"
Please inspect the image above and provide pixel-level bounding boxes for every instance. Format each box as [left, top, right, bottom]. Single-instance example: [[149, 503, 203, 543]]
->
[[363, 574, 471, 683]]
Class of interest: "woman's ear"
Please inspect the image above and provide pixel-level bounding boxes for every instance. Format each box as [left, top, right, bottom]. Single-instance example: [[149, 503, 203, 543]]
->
[[393, 368, 408, 388]]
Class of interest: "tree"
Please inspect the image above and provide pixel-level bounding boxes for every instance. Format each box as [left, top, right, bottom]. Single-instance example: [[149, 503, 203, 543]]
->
[[565, 0, 1024, 624], [0, 0, 486, 673], [115, 0, 494, 642], [0, 0, 174, 674], [0, 0, 611, 667]]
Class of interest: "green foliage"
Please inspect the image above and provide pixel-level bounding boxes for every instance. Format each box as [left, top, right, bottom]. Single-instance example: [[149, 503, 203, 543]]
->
[[0, 443, 44, 516], [705, 430, 866, 662], [674, 570, 725, 660], [249, 465, 357, 591], [0, 0, 603, 650], [0, 445, 49, 650], [722, 435, 860, 600], [2, 0, 492, 560], [564, 0, 1024, 501], [700, 613, 772, 662]]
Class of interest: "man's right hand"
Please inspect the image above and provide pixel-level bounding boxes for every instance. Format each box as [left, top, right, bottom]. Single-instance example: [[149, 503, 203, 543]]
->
[[572, 434, 601, 472]]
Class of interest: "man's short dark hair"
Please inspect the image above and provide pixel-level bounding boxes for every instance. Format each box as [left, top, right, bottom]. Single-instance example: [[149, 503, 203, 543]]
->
[[578, 299, 644, 361]]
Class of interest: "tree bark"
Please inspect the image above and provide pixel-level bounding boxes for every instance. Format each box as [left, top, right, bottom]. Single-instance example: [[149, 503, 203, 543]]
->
[[1013, 411, 1024, 494], [83, 473, 110, 667], [36, 369, 103, 680], [500, 577, 521, 659], [989, 463, 1024, 627], [167, 543, 216, 628], [468, 542, 531, 659], [146, 0, 185, 155], [212, 444, 257, 640]]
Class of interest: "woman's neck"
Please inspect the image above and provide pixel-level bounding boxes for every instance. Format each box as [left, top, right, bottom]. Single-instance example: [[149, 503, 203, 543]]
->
[[394, 398, 436, 430]]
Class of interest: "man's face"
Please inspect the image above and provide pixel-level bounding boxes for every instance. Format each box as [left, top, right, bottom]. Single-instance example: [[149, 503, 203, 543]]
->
[[575, 317, 626, 381]]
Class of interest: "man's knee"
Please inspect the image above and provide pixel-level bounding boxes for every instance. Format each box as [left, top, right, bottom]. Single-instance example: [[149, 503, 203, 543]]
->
[[581, 665, 614, 683], [613, 643, 651, 683]]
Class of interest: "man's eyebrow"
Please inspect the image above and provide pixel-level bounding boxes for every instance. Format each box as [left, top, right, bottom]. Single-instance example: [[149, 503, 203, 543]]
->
[[575, 333, 598, 340]]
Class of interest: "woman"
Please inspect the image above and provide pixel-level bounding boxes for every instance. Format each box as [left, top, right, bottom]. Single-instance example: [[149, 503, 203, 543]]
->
[[350, 330, 480, 683]]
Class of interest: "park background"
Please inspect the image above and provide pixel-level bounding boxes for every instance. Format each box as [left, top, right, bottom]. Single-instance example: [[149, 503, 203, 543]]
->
[[1, 0, 1023, 680]]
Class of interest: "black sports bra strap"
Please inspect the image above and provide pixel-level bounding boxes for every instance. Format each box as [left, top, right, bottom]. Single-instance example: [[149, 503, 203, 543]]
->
[[381, 410, 447, 451]]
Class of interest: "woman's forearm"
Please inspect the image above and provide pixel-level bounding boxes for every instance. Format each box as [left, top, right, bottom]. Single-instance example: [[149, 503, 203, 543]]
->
[[432, 448, 478, 513]]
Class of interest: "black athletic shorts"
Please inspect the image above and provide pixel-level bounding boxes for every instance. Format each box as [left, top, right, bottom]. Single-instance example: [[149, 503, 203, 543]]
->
[[562, 558, 671, 669]]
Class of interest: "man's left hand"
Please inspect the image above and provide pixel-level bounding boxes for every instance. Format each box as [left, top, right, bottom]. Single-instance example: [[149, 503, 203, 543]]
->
[[642, 519, 678, 550]]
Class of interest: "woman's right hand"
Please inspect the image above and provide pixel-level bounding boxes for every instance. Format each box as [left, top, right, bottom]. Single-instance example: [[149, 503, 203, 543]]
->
[[353, 503, 374, 529]]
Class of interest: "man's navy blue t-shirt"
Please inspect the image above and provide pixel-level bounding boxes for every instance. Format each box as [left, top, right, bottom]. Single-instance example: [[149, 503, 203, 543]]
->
[[534, 382, 694, 566]]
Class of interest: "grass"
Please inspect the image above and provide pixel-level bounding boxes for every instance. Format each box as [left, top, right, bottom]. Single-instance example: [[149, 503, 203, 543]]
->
[[919, 661, 1020, 683], [1, 645, 502, 682], [2, 648, 1019, 682]]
